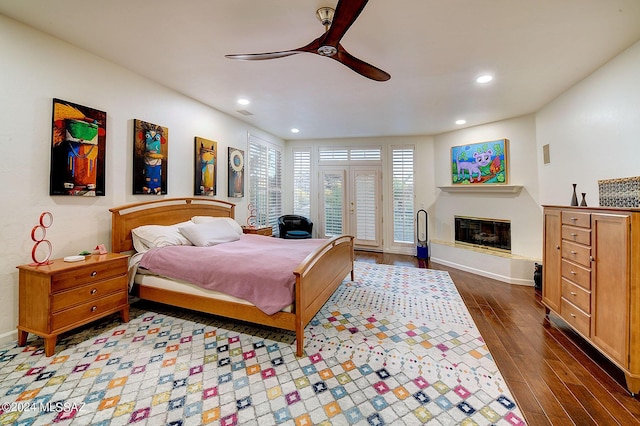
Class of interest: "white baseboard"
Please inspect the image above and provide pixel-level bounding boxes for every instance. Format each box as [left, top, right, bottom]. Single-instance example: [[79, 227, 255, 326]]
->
[[430, 241, 537, 286], [0, 329, 17, 346]]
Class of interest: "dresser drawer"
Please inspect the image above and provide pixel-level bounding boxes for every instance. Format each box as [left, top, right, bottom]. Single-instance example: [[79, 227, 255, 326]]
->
[[562, 211, 591, 228], [562, 225, 591, 245], [561, 278, 591, 313], [52, 258, 127, 292], [51, 291, 127, 330], [561, 259, 591, 290], [562, 241, 591, 268], [561, 298, 590, 337], [51, 276, 127, 312]]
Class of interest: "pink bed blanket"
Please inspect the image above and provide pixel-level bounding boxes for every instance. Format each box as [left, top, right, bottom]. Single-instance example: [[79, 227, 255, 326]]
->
[[138, 234, 325, 315]]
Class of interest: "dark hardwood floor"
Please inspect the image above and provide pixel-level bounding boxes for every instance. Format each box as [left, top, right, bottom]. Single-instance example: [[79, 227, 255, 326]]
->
[[354, 250, 640, 426]]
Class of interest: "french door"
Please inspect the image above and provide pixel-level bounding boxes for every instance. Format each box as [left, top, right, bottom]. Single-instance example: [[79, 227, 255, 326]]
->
[[319, 165, 382, 249]]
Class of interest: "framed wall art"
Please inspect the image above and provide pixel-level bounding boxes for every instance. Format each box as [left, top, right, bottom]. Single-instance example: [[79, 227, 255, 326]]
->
[[194, 137, 217, 196], [50, 98, 106, 196], [228, 147, 244, 198], [451, 139, 509, 185], [133, 119, 168, 195]]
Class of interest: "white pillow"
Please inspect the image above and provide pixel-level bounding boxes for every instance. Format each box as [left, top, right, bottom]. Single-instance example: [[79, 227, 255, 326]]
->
[[179, 220, 241, 247], [191, 216, 243, 236], [131, 221, 193, 253]]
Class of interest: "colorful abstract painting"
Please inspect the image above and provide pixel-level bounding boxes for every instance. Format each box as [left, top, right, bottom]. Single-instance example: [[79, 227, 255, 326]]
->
[[451, 139, 509, 185], [194, 137, 217, 196], [50, 98, 106, 196], [228, 147, 244, 198], [133, 119, 168, 195]]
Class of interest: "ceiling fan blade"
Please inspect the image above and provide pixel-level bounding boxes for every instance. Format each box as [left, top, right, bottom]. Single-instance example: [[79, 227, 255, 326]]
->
[[225, 51, 299, 61], [225, 37, 321, 61], [331, 44, 390, 81], [321, 0, 369, 47]]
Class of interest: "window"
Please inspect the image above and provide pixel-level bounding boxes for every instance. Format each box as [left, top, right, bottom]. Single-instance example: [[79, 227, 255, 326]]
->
[[248, 134, 282, 233], [319, 147, 381, 162], [292, 148, 311, 218], [392, 147, 414, 244]]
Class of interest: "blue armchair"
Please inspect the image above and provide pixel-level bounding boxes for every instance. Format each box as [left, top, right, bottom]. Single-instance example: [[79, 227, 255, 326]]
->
[[278, 215, 313, 239]]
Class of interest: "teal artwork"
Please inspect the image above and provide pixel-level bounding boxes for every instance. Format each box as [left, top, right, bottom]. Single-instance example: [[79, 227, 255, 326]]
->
[[451, 139, 509, 185]]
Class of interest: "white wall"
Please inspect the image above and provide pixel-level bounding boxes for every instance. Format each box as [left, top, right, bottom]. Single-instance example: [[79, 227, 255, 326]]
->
[[431, 114, 542, 260], [0, 16, 283, 342], [536, 40, 640, 206]]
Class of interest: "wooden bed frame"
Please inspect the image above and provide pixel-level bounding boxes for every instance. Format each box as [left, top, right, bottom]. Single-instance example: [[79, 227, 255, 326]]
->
[[110, 197, 354, 356]]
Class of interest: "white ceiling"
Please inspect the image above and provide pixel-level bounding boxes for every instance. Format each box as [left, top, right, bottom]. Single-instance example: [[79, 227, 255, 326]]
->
[[2, 0, 640, 141]]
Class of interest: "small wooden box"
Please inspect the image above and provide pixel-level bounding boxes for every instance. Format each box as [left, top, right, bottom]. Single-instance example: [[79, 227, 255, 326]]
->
[[241, 226, 273, 237]]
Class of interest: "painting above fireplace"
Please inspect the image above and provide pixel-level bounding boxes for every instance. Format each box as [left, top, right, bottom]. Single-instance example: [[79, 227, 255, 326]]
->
[[454, 216, 511, 253]]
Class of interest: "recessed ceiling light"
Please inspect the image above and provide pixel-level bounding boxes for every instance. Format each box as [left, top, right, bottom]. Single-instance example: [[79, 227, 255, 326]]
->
[[291, 128, 300, 133], [476, 74, 493, 84], [237, 98, 250, 105], [455, 119, 466, 125]]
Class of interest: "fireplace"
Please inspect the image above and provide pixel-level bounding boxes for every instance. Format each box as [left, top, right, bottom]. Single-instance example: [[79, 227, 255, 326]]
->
[[454, 216, 511, 253]]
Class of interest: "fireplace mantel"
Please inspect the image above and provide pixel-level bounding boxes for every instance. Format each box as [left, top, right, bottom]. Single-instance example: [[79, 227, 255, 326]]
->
[[438, 185, 523, 194]]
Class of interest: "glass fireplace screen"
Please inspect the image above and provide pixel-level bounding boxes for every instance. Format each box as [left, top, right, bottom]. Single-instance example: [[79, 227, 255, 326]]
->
[[454, 216, 511, 252]]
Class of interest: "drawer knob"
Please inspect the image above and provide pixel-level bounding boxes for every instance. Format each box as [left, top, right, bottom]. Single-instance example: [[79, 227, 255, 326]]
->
[[91, 271, 98, 277], [570, 250, 577, 254], [570, 217, 578, 221], [90, 288, 97, 295], [570, 270, 576, 275], [590, 256, 594, 262], [570, 291, 577, 296], [570, 313, 576, 318], [570, 233, 577, 237], [91, 306, 97, 312]]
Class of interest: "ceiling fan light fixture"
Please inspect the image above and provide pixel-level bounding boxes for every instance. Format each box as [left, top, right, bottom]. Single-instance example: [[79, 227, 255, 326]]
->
[[316, 7, 335, 27]]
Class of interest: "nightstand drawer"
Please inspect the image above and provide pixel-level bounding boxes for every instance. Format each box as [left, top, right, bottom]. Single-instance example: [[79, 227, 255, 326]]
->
[[52, 291, 127, 330], [561, 259, 591, 290], [562, 211, 591, 228], [561, 278, 590, 313], [562, 241, 591, 268], [52, 276, 127, 312], [561, 298, 590, 337], [52, 258, 127, 292], [562, 225, 591, 245]]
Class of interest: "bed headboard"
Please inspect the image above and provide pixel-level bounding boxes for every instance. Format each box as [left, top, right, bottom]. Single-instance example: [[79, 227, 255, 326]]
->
[[109, 198, 236, 253]]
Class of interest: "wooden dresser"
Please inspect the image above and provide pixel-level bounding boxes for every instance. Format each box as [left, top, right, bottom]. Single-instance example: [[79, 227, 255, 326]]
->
[[17, 253, 129, 356], [542, 206, 640, 394]]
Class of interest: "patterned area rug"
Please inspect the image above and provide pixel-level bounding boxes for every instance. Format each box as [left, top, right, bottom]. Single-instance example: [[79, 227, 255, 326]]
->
[[0, 262, 525, 425]]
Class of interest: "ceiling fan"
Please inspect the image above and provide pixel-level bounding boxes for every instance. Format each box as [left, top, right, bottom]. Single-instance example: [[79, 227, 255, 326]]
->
[[225, 0, 390, 82]]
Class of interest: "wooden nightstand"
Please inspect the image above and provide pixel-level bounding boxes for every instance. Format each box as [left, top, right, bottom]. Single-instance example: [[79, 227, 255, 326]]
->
[[16, 253, 129, 356], [241, 226, 273, 237]]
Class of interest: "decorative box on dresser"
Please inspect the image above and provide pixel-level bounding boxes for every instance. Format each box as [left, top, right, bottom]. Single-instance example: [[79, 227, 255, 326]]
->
[[542, 205, 640, 395], [17, 253, 129, 356]]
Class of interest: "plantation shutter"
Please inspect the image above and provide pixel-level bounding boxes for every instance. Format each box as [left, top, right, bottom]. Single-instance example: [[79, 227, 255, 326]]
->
[[248, 134, 282, 233], [321, 170, 344, 237], [354, 170, 377, 241], [392, 147, 415, 243], [292, 148, 311, 218]]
